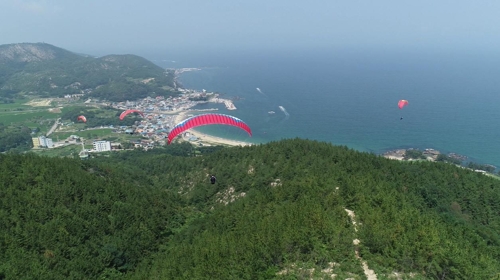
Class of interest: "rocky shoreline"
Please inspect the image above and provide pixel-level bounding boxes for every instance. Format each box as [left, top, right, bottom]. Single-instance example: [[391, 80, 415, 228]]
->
[[382, 148, 467, 162], [381, 148, 500, 174]]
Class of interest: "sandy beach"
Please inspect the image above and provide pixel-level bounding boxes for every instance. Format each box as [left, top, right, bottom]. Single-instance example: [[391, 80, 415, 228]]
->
[[187, 130, 253, 147], [172, 112, 254, 147]]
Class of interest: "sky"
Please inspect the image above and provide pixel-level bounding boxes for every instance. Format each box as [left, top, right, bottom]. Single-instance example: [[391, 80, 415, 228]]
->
[[1, 0, 500, 56]]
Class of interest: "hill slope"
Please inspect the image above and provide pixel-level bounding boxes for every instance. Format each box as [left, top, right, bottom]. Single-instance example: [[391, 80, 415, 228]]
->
[[1, 139, 500, 279], [0, 43, 176, 102]]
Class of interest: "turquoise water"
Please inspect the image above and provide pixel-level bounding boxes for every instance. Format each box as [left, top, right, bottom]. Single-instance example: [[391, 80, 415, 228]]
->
[[148, 50, 500, 167]]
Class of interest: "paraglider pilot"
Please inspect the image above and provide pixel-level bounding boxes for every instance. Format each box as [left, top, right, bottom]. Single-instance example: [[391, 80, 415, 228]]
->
[[210, 175, 216, 184]]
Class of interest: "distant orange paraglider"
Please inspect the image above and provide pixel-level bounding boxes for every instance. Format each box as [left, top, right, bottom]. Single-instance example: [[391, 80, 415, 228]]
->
[[398, 100, 409, 120], [77, 115, 87, 123], [119, 109, 145, 120], [398, 100, 409, 109]]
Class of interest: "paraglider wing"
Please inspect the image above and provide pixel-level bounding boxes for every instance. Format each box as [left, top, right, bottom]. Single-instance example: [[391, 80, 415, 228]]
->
[[167, 113, 252, 144], [398, 100, 409, 109], [119, 109, 145, 120], [77, 115, 87, 123]]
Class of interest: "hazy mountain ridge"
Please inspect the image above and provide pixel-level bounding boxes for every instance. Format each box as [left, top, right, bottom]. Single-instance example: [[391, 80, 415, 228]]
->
[[0, 43, 79, 63], [0, 43, 177, 102]]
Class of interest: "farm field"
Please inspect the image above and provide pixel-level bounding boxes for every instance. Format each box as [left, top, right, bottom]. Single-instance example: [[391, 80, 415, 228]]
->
[[31, 144, 88, 158], [1, 97, 145, 155]]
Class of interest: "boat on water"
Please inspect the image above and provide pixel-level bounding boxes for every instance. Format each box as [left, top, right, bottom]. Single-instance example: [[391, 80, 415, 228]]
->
[[278, 106, 290, 117], [268, 111, 275, 114]]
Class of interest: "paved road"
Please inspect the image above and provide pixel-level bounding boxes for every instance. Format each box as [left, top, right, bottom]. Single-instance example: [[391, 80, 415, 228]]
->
[[46, 118, 60, 136]]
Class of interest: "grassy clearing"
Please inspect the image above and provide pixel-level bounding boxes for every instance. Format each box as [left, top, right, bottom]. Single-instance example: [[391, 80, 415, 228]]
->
[[24, 98, 54, 107], [0, 99, 119, 137], [50, 128, 144, 144], [106, 134, 144, 143], [0, 99, 85, 127], [0, 98, 32, 110], [0, 97, 120, 128], [31, 145, 83, 158], [51, 128, 115, 141], [0, 110, 58, 125]]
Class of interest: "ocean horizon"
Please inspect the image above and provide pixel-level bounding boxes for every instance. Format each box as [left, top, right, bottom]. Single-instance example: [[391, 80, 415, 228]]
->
[[145, 49, 500, 168]]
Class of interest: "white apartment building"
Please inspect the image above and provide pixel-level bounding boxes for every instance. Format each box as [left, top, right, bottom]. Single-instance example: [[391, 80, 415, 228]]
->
[[35, 136, 54, 148], [93, 141, 111, 152]]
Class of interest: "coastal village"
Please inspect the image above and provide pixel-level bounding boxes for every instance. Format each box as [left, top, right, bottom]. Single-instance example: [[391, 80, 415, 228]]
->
[[33, 84, 242, 157], [110, 88, 237, 144]]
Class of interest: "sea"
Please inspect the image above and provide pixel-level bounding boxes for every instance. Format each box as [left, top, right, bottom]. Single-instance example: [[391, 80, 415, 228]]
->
[[144, 49, 500, 168]]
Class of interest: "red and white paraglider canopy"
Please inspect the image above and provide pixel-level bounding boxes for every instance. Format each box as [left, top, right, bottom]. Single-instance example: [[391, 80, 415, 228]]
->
[[398, 100, 409, 109], [77, 115, 87, 123], [167, 113, 252, 144]]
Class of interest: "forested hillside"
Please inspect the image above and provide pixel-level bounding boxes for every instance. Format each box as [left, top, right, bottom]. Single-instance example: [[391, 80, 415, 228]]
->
[[0, 124, 33, 152], [0, 43, 177, 102], [1, 139, 500, 279]]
